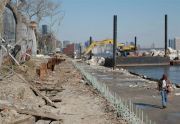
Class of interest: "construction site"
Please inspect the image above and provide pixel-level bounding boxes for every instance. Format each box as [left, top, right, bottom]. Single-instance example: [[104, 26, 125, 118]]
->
[[1, 0, 180, 124]]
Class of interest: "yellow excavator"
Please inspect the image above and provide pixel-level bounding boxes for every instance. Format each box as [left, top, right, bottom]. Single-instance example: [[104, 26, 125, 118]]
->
[[84, 39, 135, 55]]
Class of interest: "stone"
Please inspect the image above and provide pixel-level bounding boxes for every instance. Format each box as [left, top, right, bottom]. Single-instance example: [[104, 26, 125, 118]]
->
[[50, 121, 61, 124], [35, 120, 51, 124]]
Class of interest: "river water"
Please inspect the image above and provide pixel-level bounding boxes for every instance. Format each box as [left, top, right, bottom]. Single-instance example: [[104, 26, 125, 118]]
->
[[124, 65, 180, 84]]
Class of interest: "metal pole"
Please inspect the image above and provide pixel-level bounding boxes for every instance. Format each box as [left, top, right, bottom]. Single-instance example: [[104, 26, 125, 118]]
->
[[113, 15, 117, 70], [79, 44, 82, 58], [165, 14, 168, 57], [89, 36, 92, 59], [135, 36, 137, 51]]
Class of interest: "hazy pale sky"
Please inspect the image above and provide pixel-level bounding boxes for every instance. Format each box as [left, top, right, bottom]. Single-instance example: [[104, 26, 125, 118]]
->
[[53, 0, 180, 48]]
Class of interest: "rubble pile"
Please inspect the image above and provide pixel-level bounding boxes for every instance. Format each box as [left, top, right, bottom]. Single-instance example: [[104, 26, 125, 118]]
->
[[86, 56, 105, 66], [142, 47, 180, 60], [0, 53, 66, 124]]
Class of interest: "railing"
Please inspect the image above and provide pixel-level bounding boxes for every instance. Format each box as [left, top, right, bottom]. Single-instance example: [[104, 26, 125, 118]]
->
[[72, 60, 156, 124]]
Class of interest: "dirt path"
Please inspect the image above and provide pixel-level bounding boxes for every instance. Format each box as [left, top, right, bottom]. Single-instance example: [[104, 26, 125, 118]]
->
[[0, 55, 125, 124], [51, 58, 125, 124]]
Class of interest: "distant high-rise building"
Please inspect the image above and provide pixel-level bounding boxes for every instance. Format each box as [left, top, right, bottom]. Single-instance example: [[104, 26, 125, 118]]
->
[[151, 43, 155, 49], [169, 39, 176, 49], [42, 25, 48, 35], [175, 38, 180, 50]]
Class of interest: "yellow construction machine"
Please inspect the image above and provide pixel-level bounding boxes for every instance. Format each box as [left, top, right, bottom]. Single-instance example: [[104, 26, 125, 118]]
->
[[84, 39, 135, 55]]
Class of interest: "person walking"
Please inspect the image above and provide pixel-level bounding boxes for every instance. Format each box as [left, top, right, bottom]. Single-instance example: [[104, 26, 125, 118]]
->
[[158, 74, 171, 109]]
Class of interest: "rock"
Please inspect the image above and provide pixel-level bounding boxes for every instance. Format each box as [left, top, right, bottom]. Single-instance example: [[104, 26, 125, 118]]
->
[[79, 79, 85, 83], [86, 56, 105, 66], [50, 121, 61, 124], [97, 57, 105, 66], [36, 120, 51, 124], [175, 83, 180, 88], [0, 76, 2, 81]]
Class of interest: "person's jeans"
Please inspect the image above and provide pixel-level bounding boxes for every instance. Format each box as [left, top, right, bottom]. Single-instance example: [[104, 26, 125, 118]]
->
[[160, 90, 167, 107]]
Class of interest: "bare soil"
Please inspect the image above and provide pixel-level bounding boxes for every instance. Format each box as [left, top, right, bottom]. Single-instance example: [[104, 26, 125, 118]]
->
[[0, 55, 126, 124]]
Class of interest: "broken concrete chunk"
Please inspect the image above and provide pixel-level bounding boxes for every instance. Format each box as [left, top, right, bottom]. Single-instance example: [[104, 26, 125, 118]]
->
[[36, 120, 51, 124]]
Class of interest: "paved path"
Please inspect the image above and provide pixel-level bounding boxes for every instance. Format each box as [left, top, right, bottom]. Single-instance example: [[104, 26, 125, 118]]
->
[[75, 61, 180, 124]]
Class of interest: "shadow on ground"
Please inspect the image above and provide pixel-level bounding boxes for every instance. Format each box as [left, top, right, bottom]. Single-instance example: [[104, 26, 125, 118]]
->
[[134, 103, 162, 109]]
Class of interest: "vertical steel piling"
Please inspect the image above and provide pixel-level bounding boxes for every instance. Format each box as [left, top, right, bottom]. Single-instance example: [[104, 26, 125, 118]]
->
[[113, 15, 117, 69], [165, 15, 168, 57], [89, 36, 92, 59]]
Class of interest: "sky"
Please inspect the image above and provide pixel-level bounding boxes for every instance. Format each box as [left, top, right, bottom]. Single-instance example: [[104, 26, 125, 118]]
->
[[52, 0, 180, 48]]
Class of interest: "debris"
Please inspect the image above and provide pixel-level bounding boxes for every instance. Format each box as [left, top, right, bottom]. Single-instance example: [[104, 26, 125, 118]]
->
[[129, 85, 138, 88], [0, 76, 2, 81], [9, 115, 35, 124], [51, 99, 62, 103], [0, 45, 20, 65], [13, 71, 57, 108], [35, 120, 51, 124], [29, 85, 58, 108], [0, 101, 61, 121], [38, 87, 64, 92], [86, 56, 105, 66]]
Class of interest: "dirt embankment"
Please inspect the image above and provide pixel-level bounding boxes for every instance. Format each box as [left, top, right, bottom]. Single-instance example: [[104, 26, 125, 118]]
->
[[0, 54, 125, 124]]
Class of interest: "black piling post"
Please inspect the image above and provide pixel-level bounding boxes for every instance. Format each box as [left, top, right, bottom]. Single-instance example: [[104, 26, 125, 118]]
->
[[113, 15, 117, 69], [165, 14, 168, 57], [135, 36, 137, 51], [79, 44, 82, 58], [89, 36, 92, 59]]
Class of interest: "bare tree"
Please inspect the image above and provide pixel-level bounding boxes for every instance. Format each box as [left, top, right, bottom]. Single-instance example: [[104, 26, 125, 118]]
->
[[17, 0, 64, 53], [19, 0, 64, 26]]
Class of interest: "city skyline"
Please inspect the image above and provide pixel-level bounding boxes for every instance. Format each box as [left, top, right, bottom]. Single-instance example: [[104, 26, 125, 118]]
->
[[52, 0, 180, 48]]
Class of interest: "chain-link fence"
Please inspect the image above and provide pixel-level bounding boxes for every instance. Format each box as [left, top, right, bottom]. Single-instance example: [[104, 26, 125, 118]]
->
[[72, 60, 156, 124]]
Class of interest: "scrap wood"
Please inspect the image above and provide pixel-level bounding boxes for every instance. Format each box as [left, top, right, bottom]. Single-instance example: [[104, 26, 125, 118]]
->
[[13, 71, 57, 108], [29, 85, 58, 108], [38, 87, 65, 92], [0, 101, 61, 121], [51, 98, 62, 103]]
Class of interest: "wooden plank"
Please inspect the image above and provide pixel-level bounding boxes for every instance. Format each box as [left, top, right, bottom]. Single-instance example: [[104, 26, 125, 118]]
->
[[38, 87, 64, 92]]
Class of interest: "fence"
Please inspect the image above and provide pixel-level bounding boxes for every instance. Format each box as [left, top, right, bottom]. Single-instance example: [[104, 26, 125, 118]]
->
[[72, 60, 156, 124]]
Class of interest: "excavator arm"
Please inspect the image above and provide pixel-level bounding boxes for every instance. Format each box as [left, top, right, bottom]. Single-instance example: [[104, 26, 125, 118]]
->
[[84, 39, 125, 55]]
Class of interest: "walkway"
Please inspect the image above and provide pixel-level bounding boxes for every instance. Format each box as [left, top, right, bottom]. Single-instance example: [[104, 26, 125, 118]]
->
[[74, 60, 180, 124]]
